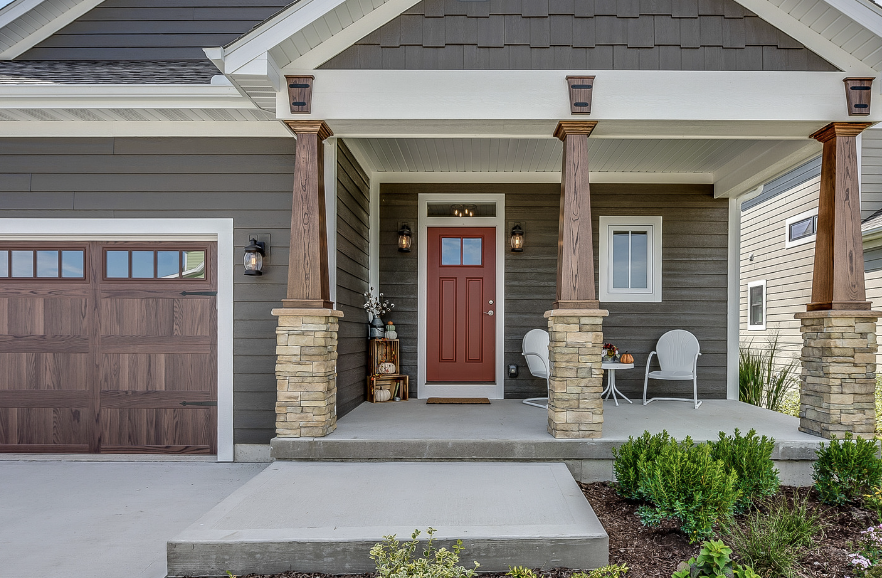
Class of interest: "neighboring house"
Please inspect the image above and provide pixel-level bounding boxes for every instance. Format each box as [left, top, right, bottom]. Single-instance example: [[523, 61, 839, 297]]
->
[[0, 0, 881, 459], [740, 128, 882, 372]]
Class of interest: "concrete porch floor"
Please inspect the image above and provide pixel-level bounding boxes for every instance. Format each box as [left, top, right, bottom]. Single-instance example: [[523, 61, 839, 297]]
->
[[272, 399, 822, 484]]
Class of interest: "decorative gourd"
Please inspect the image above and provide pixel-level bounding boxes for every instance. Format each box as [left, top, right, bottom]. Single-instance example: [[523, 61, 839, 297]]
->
[[385, 330, 398, 340], [620, 352, 634, 364], [374, 388, 391, 402], [378, 362, 396, 374]]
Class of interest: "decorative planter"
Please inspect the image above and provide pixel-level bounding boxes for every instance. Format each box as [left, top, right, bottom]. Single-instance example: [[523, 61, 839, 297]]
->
[[369, 316, 385, 338]]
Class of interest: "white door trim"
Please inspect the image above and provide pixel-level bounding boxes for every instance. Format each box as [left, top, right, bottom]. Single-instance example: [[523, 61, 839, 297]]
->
[[417, 193, 506, 399], [0, 218, 235, 462]]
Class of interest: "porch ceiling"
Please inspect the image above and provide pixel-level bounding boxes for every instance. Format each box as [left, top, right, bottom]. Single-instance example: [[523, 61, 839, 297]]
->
[[345, 137, 819, 194]]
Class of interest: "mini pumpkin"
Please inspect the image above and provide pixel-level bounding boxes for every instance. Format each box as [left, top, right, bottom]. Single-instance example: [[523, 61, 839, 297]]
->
[[620, 352, 634, 364], [374, 388, 391, 402]]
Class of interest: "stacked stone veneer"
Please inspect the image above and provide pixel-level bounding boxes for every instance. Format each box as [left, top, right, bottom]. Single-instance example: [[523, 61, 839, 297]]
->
[[544, 309, 609, 439], [796, 310, 880, 439], [272, 308, 343, 438]]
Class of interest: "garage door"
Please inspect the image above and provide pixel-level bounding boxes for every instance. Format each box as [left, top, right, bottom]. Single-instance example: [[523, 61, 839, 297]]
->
[[0, 241, 217, 454]]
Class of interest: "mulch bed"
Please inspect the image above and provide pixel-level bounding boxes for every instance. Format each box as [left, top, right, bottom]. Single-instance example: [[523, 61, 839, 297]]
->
[[235, 482, 874, 578]]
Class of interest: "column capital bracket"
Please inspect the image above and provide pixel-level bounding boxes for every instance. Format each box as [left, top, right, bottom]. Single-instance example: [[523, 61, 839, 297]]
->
[[554, 121, 598, 141], [810, 121, 874, 143], [284, 120, 334, 141]]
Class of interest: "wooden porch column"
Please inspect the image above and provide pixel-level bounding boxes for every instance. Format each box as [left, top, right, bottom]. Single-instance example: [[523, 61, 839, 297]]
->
[[807, 122, 873, 311], [283, 120, 334, 309], [553, 121, 599, 309]]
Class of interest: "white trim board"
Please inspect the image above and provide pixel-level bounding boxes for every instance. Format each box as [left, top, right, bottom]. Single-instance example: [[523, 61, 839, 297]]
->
[[0, 0, 105, 60], [417, 193, 506, 400], [0, 218, 235, 462]]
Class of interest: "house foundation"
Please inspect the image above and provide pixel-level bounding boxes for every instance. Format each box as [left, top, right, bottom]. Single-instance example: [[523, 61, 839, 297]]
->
[[272, 308, 342, 438], [795, 310, 880, 439], [545, 309, 608, 439]]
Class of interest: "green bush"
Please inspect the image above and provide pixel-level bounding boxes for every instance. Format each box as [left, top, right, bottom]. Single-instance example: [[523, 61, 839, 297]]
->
[[671, 540, 761, 578], [506, 566, 536, 578], [572, 564, 630, 578], [370, 528, 479, 578], [812, 432, 882, 506], [611, 430, 675, 500], [638, 442, 740, 543], [709, 428, 780, 513], [724, 493, 821, 578]]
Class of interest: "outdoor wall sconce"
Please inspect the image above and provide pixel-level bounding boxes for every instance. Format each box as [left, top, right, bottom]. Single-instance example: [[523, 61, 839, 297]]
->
[[510, 224, 525, 252], [398, 224, 413, 252], [243, 237, 266, 276], [452, 204, 476, 217]]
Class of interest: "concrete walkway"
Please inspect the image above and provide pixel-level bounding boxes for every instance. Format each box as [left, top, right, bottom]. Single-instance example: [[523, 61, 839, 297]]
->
[[0, 460, 267, 578]]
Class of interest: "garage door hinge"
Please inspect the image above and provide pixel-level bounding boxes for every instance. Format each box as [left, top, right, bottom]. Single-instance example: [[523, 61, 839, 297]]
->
[[180, 291, 218, 296], [179, 400, 218, 407]]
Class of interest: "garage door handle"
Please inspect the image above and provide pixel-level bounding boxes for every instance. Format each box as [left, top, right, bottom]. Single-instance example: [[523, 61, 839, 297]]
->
[[180, 291, 217, 296], [180, 400, 218, 407]]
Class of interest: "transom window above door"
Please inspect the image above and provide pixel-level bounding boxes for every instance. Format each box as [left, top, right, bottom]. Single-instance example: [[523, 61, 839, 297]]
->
[[440, 237, 483, 266], [0, 247, 86, 279], [104, 248, 206, 280], [598, 216, 663, 303]]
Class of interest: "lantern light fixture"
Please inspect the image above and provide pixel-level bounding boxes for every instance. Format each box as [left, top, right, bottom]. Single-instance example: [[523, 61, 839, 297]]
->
[[398, 223, 413, 252], [510, 224, 525, 252], [243, 237, 266, 276]]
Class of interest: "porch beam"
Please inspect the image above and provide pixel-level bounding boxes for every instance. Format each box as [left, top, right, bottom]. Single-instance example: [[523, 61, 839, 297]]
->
[[283, 119, 334, 309], [808, 122, 874, 311], [554, 121, 599, 310]]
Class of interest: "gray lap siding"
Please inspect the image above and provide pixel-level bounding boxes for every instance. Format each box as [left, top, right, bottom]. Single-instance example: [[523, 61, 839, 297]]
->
[[380, 183, 729, 400], [0, 136, 371, 445]]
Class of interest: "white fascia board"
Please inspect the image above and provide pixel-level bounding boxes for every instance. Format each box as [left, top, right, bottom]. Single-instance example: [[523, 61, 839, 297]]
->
[[0, 0, 105, 60], [229, 51, 282, 91], [372, 171, 714, 184], [713, 140, 822, 198], [821, 0, 882, 41], [0, 121, 291, 138], [733, 0, 879, 74], [282, 70, 880, 123], [0, 84, 257, 109]]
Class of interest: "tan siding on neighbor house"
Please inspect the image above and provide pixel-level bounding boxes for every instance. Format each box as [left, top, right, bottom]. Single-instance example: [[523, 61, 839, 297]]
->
[[863, 128, 882, 221], [739, 177, 819, 366]]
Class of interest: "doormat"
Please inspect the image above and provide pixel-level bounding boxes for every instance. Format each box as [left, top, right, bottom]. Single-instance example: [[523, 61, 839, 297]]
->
[[426, 397, 490, 404]]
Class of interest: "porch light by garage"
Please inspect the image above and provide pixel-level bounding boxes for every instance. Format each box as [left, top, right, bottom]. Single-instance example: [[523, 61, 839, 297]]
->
[[510, 224, 524, 252], [398, 224, 412, 252], [243, 237, 265, 276]]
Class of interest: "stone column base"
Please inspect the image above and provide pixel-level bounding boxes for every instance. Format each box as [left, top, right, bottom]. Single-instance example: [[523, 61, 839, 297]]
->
[[544, 309, 609, 439], [272, 308, 343, 438], [795, 310, 880, 439]]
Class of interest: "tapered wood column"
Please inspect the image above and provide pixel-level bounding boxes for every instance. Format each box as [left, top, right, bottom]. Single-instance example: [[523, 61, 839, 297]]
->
[[808, 122, 874, 311], [283, 120, 334, 309], [554, 121, 599, 309]]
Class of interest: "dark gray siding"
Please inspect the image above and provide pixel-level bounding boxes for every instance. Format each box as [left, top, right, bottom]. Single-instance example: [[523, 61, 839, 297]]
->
[[19, 0, 291, 61], [0, 137, 295, 445], [379, 182, 729, 400], [320, 0, 836, 71], [335, 140, 371, 416]]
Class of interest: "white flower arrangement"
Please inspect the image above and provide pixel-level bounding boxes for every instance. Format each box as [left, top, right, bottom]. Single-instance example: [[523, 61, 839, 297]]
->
[[363, 287, 395, 317]]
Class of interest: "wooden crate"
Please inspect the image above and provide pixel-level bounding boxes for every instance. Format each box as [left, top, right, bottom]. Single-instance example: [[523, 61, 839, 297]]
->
[[367, 375, 409, 403], [369, 338, 400, 375]]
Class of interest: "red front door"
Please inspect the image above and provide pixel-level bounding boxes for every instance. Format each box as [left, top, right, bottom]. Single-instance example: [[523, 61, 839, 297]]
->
[[426, 227, 496, 382]]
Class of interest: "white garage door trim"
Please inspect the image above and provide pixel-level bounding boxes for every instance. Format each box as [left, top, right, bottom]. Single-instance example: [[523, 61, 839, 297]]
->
[[0, 218, 234, 462]]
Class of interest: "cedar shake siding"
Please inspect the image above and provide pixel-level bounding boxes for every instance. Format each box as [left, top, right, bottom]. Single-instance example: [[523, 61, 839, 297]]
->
[[379, 183, 729, 400], [18, 0, 292, 61], [334, 141, 372, 417], [320, 0, 836, 71]]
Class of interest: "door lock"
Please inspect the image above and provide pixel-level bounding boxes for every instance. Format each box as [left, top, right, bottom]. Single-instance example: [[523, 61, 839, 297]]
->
[[484, 310, 494, 316]]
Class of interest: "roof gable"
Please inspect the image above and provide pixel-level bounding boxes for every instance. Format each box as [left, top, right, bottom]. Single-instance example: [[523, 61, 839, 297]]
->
[[319, 0, 837, 71]]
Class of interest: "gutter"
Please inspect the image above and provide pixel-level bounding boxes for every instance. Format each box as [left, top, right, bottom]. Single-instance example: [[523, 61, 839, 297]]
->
[[0, 84, 258, 109]]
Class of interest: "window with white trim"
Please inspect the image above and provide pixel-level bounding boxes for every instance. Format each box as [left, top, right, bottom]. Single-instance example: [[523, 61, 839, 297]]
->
[[747, 280, 766, 330], [784, 209, 818, 248], [599, 216, 662, 302]]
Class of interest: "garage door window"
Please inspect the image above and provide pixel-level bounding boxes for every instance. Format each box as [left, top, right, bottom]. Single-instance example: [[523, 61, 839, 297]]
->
[[0, 249, 85, 279], [105, 249, 206, 280]]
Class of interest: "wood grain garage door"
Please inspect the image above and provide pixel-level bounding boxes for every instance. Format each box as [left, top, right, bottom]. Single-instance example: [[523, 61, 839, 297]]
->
[[0, 241, 217, 454]]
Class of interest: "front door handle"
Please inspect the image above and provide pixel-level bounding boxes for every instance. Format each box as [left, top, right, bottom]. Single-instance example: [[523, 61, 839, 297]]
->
[[484, 310, 494, 316]]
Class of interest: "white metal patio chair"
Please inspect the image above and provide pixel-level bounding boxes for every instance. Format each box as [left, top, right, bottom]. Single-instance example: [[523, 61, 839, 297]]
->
[[521, 329, 550, 409], [642, 329, 702, 409]]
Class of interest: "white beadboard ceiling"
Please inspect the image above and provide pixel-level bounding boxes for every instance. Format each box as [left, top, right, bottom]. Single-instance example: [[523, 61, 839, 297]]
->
[[346, 138, 765, 174]]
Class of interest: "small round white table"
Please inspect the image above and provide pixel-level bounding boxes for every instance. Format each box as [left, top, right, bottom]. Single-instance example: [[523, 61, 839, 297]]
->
[[601, 361, 634, 406]]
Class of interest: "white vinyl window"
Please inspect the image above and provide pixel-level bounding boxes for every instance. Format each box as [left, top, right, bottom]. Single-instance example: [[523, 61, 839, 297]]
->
[[599, 216, 662, 303], [747, 280, 766, 330], [784, 208, 818, 248]]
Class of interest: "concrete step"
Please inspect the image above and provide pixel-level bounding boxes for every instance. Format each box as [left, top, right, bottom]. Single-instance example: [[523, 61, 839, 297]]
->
[[167, 462, 609, 577]]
